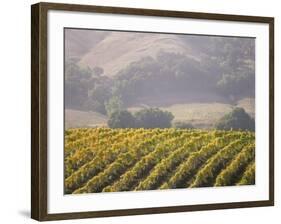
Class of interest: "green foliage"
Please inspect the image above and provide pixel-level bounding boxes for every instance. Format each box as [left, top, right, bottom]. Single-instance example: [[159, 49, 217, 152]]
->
[[81, 98, 106, 114], [65, 37, 255, 115], [105, 96, 124, 116], [135, 133, 210, 191], [207, 38, 255, 100], [107, 110, 136, 128], [237, 162, 255, 185], [216, 72, 255, 100], [65, 60, 112, 114], [89, 85, 111, 105], [92, 66, 104, 77], [113, 53, 211, 103], [65, 60, 93, 109], [160, 132, 243, 189], [134, 108, 174, 128], [111, 38, 255, 103], [215, 144, 255, 186], [104, 131, 194, 192], [106, 108, 174, 129], [190, 136, 253, 187], [76, 133, 170, 193], [215, 107, 255, 131], [64, 128, 255, 194], [64, 129, 122, 178]]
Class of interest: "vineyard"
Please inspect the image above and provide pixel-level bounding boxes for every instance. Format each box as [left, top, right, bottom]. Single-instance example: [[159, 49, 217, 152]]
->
[[64, 128, 255, 194]]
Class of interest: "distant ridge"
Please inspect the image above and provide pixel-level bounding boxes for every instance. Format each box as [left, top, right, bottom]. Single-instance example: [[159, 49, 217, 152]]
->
[[77, 31, 197, 76]]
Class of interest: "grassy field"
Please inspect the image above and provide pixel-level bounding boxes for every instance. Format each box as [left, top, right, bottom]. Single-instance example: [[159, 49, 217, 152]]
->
[[128, 98, 254, 129], [66, 98, 254, 129], [64, 128, 255, 194], [65, 109, 108, 129], [237, 98, 255, 118], [161, 103, 233, 128]]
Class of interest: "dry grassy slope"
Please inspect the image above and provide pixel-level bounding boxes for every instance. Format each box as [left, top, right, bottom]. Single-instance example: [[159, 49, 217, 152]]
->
[[128, 99, 255, 129], [237, 98, 255, 118], [65, 29, 108, 59], [78, 32, 197, 76], [65, 109, 108, 129]]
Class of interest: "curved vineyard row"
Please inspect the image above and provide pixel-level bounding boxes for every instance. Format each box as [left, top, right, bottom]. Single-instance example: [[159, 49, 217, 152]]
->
[[65, 129, 193, 193], [64, 128, 255, 194], [215, 143, 255, 186], [237, 161, 255, 185], [102, 131, 208, 193], [65, 128, 153, 178], [75, 132, 194, 194]]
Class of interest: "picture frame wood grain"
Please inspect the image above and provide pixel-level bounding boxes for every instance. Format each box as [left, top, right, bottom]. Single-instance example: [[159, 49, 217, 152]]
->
[[31, 2, 274, 221]]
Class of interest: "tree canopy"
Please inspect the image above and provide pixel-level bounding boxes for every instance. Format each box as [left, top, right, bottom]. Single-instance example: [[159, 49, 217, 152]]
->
[[215, 107, 255, 131], [107, 108, 174, 129], [65, 36, 255, 116], [107, 110, 136, 128], [134, 108, 174, 129]]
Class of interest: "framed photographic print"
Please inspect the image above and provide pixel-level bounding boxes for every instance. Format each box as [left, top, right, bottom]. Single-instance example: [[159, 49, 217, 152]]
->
[[31, 2, 274, 221]]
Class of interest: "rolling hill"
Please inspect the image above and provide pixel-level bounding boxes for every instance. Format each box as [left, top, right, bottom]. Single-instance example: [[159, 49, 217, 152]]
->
[[77, 31, 198, 76], [64, 29, 255, 129], [65, 29, 108, 60], [65, 109, 107, 129]]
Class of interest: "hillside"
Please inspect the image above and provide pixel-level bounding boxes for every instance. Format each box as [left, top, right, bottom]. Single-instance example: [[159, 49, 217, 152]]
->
[[65, 29, 108, 60], [65, 109, 107, 129], [65, 29, 255, 129], [78, 32, 196, 76], [237, 98, 255, 118]]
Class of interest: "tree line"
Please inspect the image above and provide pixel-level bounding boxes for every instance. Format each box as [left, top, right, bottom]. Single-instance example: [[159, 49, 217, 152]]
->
[[65, 37, 255, 116], [107, 107, 255, 131]]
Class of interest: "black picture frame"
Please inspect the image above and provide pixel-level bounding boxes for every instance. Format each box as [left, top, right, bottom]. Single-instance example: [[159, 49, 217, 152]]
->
[[31, 2, 274, 221]]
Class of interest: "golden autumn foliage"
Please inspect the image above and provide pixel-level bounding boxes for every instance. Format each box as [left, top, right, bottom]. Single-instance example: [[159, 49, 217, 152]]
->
[[64, 128, 255, 194]]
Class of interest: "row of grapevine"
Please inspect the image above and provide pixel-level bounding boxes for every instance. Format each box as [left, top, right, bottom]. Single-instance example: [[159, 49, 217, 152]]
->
[[65, 128, 92, 142], [237, 161, 255, 185], [65, 128, 149, 178], [190, 135, 254, 188], [65, 134, 139, 193], [160, 132, 244, 189], [64, 128, 256, 194], [65, 129, 184, 193], [65, 128, 119, 157], [102, 131, 206, 193], [134, 133, 212, 191], [75, 132, 196, 193], [215, 143, 255, 186]]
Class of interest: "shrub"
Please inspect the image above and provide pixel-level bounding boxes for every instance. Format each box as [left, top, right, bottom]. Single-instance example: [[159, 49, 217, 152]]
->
[[134, 108, 174, 128], [215, 107, 255, 131], [107, 110, 135, 128]]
